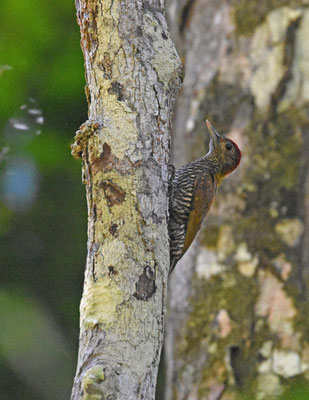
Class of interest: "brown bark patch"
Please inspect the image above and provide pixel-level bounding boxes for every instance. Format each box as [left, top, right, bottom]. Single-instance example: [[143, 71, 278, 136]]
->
[[108, 266, 118, 276], [77, 3, 98, 61], [91, 143, 114, 174], [91, 143, 133, 175], [101, 180, 125, 207], [109, 223, 118, 237], [133, 267, 156, 301], [108, 81, 124, 101]]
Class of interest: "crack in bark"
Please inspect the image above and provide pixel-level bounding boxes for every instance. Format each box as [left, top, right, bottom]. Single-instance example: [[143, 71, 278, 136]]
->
[[270, 16, 302, 118], [179, 0, 196, 34]]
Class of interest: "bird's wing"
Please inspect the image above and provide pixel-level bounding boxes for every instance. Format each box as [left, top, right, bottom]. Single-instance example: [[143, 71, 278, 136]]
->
[[183, 173, 214, 254]]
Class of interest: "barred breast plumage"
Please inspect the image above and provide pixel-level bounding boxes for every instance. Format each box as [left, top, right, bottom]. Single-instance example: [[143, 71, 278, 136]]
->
[[168, 120, 241, 272]]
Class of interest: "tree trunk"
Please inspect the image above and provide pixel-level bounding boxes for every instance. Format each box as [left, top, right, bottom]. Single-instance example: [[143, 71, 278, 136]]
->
[[165, 1, 309, 399], [71, 1, 182, 399]]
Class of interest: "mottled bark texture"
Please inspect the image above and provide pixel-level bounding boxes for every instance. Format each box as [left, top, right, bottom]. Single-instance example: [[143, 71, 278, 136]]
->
[[71, 1, 182, 399], [165, 1, 309, 399]]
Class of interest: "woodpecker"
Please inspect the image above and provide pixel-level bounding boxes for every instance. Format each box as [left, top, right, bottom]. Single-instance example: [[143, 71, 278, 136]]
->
[[168, 120, 241, 272]]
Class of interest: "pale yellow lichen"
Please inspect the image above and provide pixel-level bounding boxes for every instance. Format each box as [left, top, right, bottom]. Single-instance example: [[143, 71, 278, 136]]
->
[[196, 249, 226, 279], [258, 359, 272, 374], [255, 271, 297, 348], [90, 169, 155, 270], [275, 218, 304, 247], [279, 9, 309, 111], [144, 12, 181, 88], [256, 373, 282, 399], [216, 309, 232, 338], [217, 225, 235, 261], [272, 350, 307, 377], [260, 341, 273, 359], [208, 342, 218, 355], [250, 44, 284, 110], [234, 242, 258, 277], [257, 342, 273, 373], [80, 277, 124, 329], [250, 7, 302, 111], [86, 0, 139, 160], [268, 7, 302, 43], [98, 239, 128, 266], [272, 253, 292, 280], [234, 242, 251, 262], [81, 365, 105, 400], [237, 260, 258, 277]]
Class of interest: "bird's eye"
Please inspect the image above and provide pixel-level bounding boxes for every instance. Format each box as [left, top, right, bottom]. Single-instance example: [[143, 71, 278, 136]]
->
[[225, 143, 233, 151]]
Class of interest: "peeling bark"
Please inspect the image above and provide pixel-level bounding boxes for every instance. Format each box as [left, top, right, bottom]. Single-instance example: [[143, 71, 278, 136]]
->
[[71, 1, 182, 399], [166, 1, 309, 399]]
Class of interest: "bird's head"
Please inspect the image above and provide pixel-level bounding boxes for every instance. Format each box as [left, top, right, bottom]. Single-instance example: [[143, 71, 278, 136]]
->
[[206, 119, 241, 183]]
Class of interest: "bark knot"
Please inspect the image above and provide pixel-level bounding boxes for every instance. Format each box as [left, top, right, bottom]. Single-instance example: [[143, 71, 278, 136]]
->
[[71, 120, 100, 159]]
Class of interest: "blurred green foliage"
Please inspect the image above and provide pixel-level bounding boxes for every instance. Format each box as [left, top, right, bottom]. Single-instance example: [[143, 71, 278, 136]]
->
[[281, 381, 309, 400], [1, 1, 309, 399], [0, 0, 87, 398], [0, 290, 75, 399]]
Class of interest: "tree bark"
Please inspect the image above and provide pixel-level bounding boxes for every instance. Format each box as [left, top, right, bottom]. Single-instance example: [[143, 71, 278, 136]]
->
[[165, 1, 309, 399], [71, 1, 182, 399]]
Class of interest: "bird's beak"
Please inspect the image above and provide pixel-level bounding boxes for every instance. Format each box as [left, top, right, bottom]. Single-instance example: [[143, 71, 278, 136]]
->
[[206, 119, 221, 147]]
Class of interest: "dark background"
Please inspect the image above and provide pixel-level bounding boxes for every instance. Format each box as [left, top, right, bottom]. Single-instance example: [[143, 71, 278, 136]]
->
[[0, 1, 87, 398]]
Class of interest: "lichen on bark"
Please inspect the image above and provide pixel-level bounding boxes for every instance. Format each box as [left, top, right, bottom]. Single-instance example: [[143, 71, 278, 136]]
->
[[165, 2, 309, 399], [71, 1, 182, 399], [232, 0, 309, 36]]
